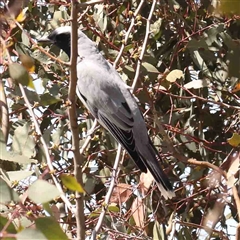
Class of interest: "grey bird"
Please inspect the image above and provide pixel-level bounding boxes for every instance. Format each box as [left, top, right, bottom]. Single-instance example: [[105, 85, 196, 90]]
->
[[39, 26, 175, 199]]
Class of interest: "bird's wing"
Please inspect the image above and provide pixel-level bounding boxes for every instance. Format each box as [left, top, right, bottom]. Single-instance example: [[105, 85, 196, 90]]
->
[[77, 83, 147, 173]]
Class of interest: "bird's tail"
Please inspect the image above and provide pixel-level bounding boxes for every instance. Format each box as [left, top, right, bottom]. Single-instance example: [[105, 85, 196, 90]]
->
[[139, 141, 175, 199]]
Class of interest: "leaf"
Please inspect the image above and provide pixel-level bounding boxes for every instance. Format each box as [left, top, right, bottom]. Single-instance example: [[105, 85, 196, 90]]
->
[[83, 175, 95, 194], [0, 147, 34, 164], [139, 171, 154, 195], [166, 69, 184, 82], [184, 79, 209, 89], [227, 152, 240, 177], [93, 4, 108, 33], [28, 179, 60, 204], [216, 0, 240, 15], [19, 54, 35, 73], [16, 8, 28, 23], [9, 63, 28, 84], [17, 216, 32, 228], [108, 203, 120, 213], [0, 179, 19, 203], [36, 217, 69, 240], [142, 62, 159, 73], [131, 197, 145, 228], [40, 93, 61, 106], [150, 18, 162, 37], [153, 221, 164, 240], [110, 183, 132, 204], [16, 228, 47, 240], [189, 50, 212, 77], [51, 10, 69, 27], [227, 133, 240, 147], [203, 201, 225, 235], [99, 167, 111, 184], [0, 215, 17, 234], [21, 31, 30, 47], [12, 122, 36, 158], [51, 123, 63, 146], [6, 170, 34, 182], [0, 127, 33, 164], [60, 174, 85, 193], [232, 83, 240, 93], [9, 63, 35, 89], [226, 152, 240, 187]]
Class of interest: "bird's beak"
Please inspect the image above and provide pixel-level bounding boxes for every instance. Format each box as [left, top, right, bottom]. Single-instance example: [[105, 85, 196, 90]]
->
[[38, 36, 52, 43]]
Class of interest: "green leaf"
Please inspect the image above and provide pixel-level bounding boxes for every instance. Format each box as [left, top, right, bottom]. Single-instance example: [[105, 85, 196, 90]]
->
[[16, 228, 47, 240], [0, 215, 17, 234], [150, 18, 162, 37], [0, 148, 34, 164], [28, 179, 60, 204], [9, 63, 33, 88], [99, 167, 111, 184], [83, 174, 96, 194], [35, 217, 69, 240], [153, 221, 164, 240], [0, 127, 33, 164], [51, 123, 63, 146], [40, 93, 61, 106], [60, 174, 84, 193], [228, 133, 240, 147], [21, 31, 30, 47], [6, 170, 34, 182], [108, 204, 120, 213], [142, 62, 159, 73], [12, 122, 36, 158], [0, 179, 19, 203]]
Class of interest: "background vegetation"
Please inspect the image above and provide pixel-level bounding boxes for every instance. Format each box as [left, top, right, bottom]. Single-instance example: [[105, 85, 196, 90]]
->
[[0, 0, 240, 239]]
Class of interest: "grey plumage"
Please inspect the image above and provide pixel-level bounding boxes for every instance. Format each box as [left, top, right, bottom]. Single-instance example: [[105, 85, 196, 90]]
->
[[39, 26, 175, 199]]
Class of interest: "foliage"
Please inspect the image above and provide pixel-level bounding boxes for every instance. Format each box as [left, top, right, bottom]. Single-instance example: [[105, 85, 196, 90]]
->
[[0, 0, 240, 239]]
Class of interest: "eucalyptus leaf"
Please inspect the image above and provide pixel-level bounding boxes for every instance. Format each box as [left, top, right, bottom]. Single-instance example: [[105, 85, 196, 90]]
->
[[28, 180, 60, 204]]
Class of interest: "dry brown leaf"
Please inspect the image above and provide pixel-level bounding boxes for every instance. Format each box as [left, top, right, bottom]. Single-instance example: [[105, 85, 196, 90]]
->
[[109, 183, 132, 204], [51, 204, 60, 221], [227, 151, 240, 187], [139, 171, 154, 195], [227, 152, 240, 176], [131, 197, 145, 228], [203, 199, 225, 235]]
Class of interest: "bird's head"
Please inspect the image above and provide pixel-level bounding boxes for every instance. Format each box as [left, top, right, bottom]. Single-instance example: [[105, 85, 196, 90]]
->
[[38, 26, 72, 57]]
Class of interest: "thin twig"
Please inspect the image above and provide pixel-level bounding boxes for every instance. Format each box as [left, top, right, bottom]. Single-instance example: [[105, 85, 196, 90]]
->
[[188, 158, 240, 227], [131, 0, 157, 91], [174, 82, 240, 110], [19, 84, 75, 213], [91, 145, 123, 240], [80, 119, 98, 155], [69, 1, 85, 239], [78, 0, 104, 8], [0, 78, 9, 143], [113, 0, 145, 68]]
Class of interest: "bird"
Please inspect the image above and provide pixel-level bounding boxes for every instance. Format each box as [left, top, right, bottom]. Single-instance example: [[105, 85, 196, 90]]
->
[[38, 26, 175, 199]]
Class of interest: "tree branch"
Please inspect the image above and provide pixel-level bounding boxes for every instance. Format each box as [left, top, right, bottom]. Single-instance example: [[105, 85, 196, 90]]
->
[[0, 78, 9, 143], [69, 1, 85, 239]]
